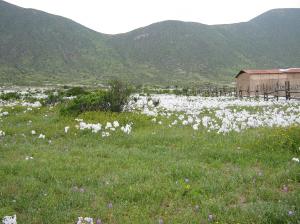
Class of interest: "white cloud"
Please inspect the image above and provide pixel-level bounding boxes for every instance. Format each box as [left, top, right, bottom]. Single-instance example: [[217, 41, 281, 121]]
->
[[4, 0, 300, 34]]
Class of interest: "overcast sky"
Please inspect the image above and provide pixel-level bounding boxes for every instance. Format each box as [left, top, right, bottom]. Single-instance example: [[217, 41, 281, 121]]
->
[[5, 0, 300, 34]]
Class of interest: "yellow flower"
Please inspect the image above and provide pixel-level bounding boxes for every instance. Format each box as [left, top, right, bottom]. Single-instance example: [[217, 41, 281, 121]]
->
[[185, 184, 190, 190]]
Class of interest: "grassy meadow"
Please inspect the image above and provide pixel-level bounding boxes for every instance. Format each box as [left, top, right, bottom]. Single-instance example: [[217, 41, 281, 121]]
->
[[0, 102, 300, 223]]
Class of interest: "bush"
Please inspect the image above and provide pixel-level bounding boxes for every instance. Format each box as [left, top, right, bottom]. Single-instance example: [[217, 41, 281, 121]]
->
[[43, 87, 87, 106], [65, 86, 87, 97], [106, 80, 132, 112], [60, 80, 132, 115], [44, 93, 63, 105], [60, 91, 109, 115], [152, 99, 160, 107], [0, 92, 21, 101]]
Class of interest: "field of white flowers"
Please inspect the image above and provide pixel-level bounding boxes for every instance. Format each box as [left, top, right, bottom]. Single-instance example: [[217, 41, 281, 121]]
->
[[1, 88, 300, 137], [127, 94, 300, 134], [1, 88, 300, 145]]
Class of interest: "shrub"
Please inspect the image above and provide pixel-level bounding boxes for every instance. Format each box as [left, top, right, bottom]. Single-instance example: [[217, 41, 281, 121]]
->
[[65, 86, 87, 97], [132, 97, 139, 103], [43, 87, 87, 106], [44, 93, 63, 105], [106, 80, 132, 112], [60, 80, 132, 115], [0, 92, 21, 101], [41, 89, 66, 105], [152, 99, 160, 107], [60, 91, 109, 115]]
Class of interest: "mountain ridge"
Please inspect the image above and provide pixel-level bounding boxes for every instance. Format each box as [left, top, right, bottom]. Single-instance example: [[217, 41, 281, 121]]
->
[[0, 0, 299, 85]]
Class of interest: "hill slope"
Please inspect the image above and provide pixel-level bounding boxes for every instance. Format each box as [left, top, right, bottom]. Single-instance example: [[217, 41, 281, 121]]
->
[[109, 8, 300, 84], [0, 0, 299, 85], [0, 0, 126, 85]]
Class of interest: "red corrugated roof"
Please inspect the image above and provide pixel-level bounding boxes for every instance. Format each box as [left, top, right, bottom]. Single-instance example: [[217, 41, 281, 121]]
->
[[236, 68, 300, 78]]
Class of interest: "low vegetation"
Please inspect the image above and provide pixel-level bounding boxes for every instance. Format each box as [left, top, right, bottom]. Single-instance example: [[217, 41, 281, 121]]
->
[[60, 80, 132, 115], [0, 85, 299, 223], [0, 92, 21, 101]]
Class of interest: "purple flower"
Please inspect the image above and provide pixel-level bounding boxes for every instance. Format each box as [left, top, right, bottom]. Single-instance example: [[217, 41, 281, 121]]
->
[[96, 219, 102, 224], [158, 218, 164, 224], [288, 210, 294, 216], [108, 202, 113, 209], [282, 185, 288, 192], [208, 214, 213, 221]]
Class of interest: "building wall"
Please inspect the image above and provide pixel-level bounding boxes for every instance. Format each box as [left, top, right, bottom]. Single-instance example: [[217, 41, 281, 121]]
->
[[236, 73, 250, 95], [236, 73, 300, 97], [287, 74, 300, 89], [250, 74, 287, 93]]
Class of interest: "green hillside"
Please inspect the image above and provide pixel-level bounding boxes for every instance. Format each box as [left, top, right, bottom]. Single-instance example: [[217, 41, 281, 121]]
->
[[0, 0, 299, 85], [109, 9, 300, 84], [0, 0, 126, 85]]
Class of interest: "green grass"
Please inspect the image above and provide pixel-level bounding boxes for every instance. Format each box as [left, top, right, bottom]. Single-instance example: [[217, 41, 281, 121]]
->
[[0, 106, 299, 223]]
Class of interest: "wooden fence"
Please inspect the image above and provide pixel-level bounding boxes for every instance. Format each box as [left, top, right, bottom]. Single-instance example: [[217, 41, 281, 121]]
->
[[195, 86, 236, 97], [238, 81, 300, 101]]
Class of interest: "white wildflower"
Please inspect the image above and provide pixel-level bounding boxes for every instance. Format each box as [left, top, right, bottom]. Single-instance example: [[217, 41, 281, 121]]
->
[[65, 126, 70, 133], [21, 101, 41, 108], [38, 134, 45, 139], [121, 124, 132, 134], [77, 217, 94, 224], [187, 116, 194, 123], [171, 120, 178, 125], [2, 214, 17, 224], [91, 123, 101, 133], [101, 132, 110, 137], [105, 122, 112, 129], [182, 120, 188, 125], [178, 114, 185, 120], [192, 124, 199, 130], [113, 121, 119, 128]]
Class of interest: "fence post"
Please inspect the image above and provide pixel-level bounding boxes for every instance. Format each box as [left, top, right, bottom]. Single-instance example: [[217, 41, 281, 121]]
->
[[276, 82, 279, 101], [285, 81, 290, 100], [264, 91, 269, 101]]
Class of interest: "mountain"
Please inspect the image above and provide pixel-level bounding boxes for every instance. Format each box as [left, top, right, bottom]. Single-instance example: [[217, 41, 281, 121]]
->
[[0, 0, 126, 85], [0, 0, 299, 86], [108, 8, 300, 84]]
